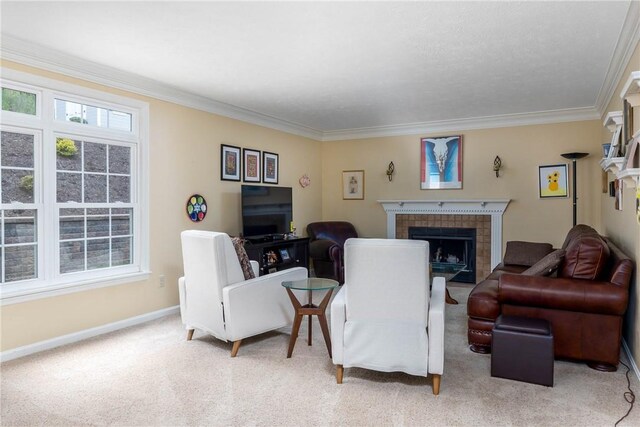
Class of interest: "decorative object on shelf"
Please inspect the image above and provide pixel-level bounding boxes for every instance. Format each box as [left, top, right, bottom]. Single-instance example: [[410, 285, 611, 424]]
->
[[623, 99, 634, 152], [623, 132, 639, 170], [538, 163, 568, 199], [342, 170, 365, 200], [602, 144, 611, 157], [186, 194, 207, 222], [262, 151, 279, 184], [279, 248, 290, 261], [386, 161, 395, 181], [266, 250, 278, 265], [243, 148, 261, 182], [615, 179, 623, 211], [560, 152, 588, 226], [420, 135, 462, 189], [493, 156, 502, 177], [298, 173, 310, 188], [220, 144, 241, 181]]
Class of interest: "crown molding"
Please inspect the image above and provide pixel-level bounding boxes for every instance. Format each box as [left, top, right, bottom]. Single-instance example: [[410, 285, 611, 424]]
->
[[0, 35, 324, 141], [595, 0, 640, 116], [320, 107, 600, 141], [0, 34, 613, 143]]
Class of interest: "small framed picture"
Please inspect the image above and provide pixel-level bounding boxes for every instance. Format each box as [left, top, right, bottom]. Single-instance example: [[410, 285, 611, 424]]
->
[[243, 148, 261, 182], [615, 179, 623, 211], [279, 248, 290, 261], [220, 144, 241, 181], [538, 164, 568, 198], [263, 151, 279, 184], [342, 170, 365, 200]]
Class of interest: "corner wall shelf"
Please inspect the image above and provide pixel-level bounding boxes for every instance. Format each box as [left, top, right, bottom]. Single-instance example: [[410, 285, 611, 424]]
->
[[617, 168, 640, 188], [621, 71, 640, 104], [600, 157, 626, 174]]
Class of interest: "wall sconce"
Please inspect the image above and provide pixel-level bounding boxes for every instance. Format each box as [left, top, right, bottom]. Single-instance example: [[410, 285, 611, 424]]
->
[[493, 156, 502, 177], [386, 161, 395, 181]]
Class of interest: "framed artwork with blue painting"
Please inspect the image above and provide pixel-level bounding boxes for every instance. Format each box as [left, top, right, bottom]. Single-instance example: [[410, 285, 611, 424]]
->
[[420, 135, 463, 189]]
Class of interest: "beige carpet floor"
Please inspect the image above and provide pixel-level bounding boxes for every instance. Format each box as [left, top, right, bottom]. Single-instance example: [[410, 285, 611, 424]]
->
[[1, 285, 638, 426]]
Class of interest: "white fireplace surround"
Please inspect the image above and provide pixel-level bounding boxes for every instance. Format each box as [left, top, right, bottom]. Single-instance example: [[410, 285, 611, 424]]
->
[[378, 199, 511, 270]]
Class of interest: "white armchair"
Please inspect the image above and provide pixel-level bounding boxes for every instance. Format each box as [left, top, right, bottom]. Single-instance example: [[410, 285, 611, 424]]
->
[[178, 230, 308, 357], [330, 238, 446, 395]]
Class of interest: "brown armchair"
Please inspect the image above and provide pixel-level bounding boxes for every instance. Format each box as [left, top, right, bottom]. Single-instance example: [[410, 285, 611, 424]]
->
[[306, 221, 357, 284]]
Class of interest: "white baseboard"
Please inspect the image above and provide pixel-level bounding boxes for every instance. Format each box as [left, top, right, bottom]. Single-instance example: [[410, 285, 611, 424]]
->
[[0, 305, 180, 363], [622, 339, 640, 381]]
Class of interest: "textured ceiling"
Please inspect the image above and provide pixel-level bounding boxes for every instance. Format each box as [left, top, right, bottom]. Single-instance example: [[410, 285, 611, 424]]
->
[[0, 1, 633, 134]]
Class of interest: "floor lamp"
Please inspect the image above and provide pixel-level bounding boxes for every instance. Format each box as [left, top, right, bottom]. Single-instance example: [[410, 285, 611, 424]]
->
[[561, 152, 589, 226]]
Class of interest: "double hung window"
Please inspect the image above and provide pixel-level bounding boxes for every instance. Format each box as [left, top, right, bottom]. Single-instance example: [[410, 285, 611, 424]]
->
[[0, 69, 148, 303]]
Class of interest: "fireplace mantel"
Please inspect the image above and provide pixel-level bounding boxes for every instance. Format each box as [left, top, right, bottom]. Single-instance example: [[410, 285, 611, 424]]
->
[[378, 199, 510, 269]]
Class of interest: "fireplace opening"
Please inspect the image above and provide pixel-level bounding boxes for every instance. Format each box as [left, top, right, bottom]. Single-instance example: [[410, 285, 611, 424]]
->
[[408, 226, 476, 283]]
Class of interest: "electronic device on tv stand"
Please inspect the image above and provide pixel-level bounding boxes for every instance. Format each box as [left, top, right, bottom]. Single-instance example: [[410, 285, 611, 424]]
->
[[241, 185, 293, 242]]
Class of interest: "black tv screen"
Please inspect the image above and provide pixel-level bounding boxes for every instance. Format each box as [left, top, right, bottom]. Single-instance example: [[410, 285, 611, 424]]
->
[[241, 185, 292, 239]]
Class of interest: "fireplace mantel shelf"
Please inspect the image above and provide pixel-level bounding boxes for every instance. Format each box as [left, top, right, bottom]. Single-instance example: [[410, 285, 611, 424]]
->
[[378, 199, 511, 270], [378, 199, 510, 214]]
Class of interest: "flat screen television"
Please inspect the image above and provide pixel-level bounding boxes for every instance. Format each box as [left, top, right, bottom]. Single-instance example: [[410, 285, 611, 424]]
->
[[241, 185, 292, 240]]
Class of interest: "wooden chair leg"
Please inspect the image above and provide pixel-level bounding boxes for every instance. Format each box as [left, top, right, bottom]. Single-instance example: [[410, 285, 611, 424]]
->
[[432, 374, 441, 395], [336, 365, 344, 384], [231, 340, 242, 357], [186, 329, 195, 341]]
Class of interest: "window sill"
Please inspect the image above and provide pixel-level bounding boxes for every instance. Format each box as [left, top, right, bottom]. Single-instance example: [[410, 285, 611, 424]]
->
[[0, 271, 152, 306]]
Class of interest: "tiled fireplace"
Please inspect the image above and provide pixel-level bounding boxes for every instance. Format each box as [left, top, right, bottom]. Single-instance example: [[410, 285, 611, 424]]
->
[[379, 200, 510, 284]]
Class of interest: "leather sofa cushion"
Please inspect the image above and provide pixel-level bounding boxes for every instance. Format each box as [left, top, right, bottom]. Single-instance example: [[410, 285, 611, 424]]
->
[[561, 224, 599, 250], [503, 241, 553, 267], [467, 279, 500, 320], [560, 236, 610, 280], [522, 249, 565, 276], [498, 273, 627, 315]]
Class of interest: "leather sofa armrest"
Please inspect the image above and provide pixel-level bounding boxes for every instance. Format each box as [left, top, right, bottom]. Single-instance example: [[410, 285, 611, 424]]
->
[[309, 239, 341, 261], [498, 273, 628, 316]]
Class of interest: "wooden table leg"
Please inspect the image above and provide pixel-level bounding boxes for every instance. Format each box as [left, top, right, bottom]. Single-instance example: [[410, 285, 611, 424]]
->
[[446, 287, 458, 304], [308, 289, 312, 346], [317, 289, 334, 357], [286, 288, 303, 358]]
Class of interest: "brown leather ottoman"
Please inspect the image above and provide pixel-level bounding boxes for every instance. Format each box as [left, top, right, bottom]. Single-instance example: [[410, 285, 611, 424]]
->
[[491, 315, 554, 387]]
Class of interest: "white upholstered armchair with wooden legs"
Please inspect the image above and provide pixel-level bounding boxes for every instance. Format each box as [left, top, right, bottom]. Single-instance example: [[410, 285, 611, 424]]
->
[[178, 230, 308, 357], [330, 238, 446, 395]]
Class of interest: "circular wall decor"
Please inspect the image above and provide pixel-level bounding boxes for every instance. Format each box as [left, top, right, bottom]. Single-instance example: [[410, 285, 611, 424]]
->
[[186, 194, 207, 222]]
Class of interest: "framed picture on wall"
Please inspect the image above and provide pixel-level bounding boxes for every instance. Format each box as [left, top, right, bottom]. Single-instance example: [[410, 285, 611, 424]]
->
[[538, 164, 568, 198], [243, 148, 261, 182], [342, 170, 365, 200], [263, 151, 279, 184], [220, 144, 241, 181], [615, 179, 623, 211], [420, 135, 463, 189]]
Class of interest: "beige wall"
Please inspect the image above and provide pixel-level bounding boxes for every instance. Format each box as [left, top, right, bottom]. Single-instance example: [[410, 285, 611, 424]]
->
[[321, 121, 602, 248], [600, 40, 640, 366], [0, 61, 323, 351]]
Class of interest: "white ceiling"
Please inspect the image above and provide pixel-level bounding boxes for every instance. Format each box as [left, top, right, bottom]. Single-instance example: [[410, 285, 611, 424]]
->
[[1, 1, 637, 140]]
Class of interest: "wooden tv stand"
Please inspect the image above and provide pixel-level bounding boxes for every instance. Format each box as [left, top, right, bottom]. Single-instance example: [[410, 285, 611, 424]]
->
[[243, 237, 310, 276]]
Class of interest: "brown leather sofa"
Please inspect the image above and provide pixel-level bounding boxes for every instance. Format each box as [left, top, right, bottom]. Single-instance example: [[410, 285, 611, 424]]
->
[[306, 221, 358, 284], [467, 224, 634, 371]]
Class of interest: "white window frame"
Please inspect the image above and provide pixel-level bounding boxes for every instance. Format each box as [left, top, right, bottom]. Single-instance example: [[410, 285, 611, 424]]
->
[[0, 68, 150, 305]]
